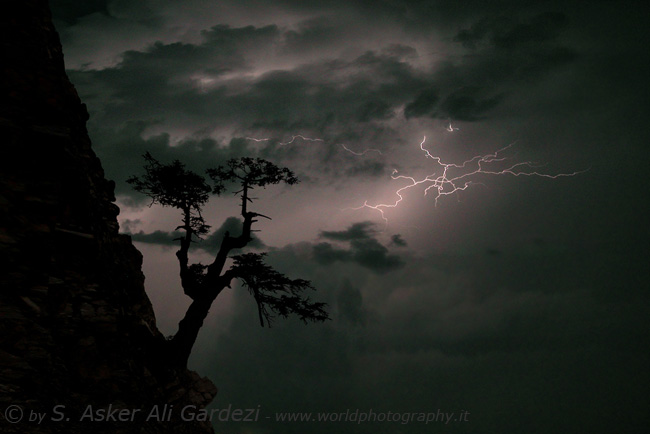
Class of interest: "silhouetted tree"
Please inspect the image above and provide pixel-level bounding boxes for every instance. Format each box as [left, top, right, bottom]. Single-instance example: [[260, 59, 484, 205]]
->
[[128, 153, 329, 368]]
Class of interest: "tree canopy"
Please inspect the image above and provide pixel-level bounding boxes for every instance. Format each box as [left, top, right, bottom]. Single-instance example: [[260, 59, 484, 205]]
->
[[128, 153, 329, 367]]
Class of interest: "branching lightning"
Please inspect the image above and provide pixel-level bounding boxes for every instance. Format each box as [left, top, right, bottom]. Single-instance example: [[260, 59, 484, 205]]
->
[[346, 136, 586, 225]]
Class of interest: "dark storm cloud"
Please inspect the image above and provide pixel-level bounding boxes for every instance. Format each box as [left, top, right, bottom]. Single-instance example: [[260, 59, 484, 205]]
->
[[348, 237, 404, 273], [454, 11, 578, 80], [69, 20, 425, 123], [438, 86, 504, 121], [90, 120, 257, 197], [129, 229, 181, 246], [127, 216, 265, 252], [343, 160, 387, 177], [403, 11, 577, 121], [320, 221, 377, 241], [66, 7, 580, 178], [59, 1, 582, 208], [311, 242, 351, 263], [403, 87, 439, 119], [389, 234, 407, 247], [72, 22, 280, 106], [281, 16, 344, 54], [454, 11, 569, 50], [214, 47, 422, 130], [313, 222, 404, 273], [67, 33, 435, 197], [193, 232, 650, 434], [302, 236, 640, 360], [66, 24, 433, 191], [336, 279, 367, 326], [50, 0, 110, 25], [354, 100, 394, 123], [201, 216, 266, 252], [119, 218, 141, 233], [405, 85, 503, 121]]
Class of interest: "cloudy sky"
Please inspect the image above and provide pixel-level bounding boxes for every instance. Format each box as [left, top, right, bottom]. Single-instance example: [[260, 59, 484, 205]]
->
[[51, 0, 649, 432]]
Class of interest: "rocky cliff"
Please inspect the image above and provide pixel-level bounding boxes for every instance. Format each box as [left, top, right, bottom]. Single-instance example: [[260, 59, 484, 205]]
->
[[0, 2, 216, 432]]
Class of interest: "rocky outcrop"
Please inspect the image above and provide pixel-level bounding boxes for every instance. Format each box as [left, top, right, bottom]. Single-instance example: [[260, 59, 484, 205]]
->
[[0, 2, 216, 433]]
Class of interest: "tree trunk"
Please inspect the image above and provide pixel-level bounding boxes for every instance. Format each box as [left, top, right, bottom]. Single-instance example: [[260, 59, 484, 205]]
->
[[167, 294, 217, 368], [168, 184, 253, 367]]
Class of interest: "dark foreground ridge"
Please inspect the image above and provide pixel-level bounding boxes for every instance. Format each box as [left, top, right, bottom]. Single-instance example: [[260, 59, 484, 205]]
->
[[0, 2, 216, 433]]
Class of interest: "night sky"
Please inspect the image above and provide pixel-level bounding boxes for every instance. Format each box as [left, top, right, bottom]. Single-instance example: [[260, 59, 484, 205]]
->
[[51, 1, 649, 433]]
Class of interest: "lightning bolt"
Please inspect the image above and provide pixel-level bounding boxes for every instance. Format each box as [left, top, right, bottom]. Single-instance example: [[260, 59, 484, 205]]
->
[[278, 135, 324, 147], [446, 122, 459, 132], [245, 135, 382, 156], [339, 144, 383, 156], [346, 136, 586, 225]]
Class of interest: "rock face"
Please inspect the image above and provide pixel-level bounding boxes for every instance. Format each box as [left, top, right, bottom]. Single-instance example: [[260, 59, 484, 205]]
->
[[0, 2, 216, 433]]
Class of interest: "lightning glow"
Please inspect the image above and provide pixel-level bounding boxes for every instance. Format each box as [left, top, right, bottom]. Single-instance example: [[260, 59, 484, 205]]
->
[[346, 136, 586, 225]]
